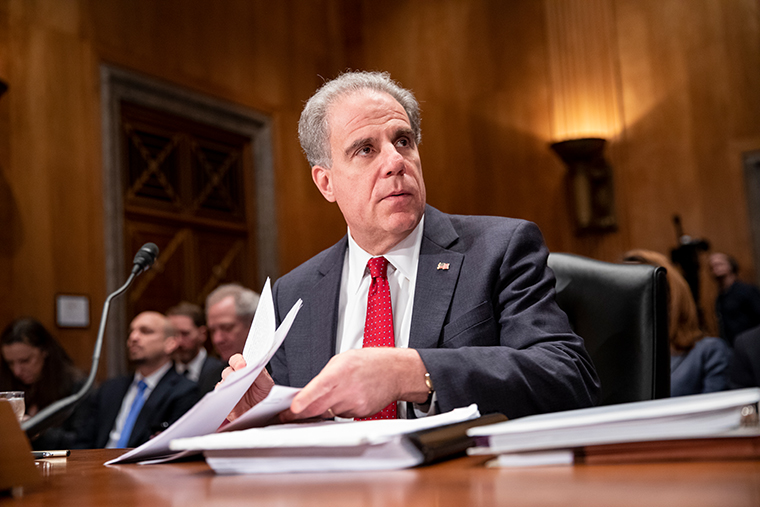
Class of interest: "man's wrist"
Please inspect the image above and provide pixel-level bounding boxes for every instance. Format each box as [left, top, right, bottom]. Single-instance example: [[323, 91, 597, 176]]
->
[[423, 372, 435, 404], [393, 348, 432, 403]]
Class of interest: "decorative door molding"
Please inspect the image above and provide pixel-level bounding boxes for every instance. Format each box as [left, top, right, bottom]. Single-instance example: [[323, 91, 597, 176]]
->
[[100, 65, 277, 376]]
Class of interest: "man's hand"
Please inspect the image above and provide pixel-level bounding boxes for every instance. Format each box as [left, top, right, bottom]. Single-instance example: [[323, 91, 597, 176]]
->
[[218, 354, 275, 422], [280, 347, 430, 421]]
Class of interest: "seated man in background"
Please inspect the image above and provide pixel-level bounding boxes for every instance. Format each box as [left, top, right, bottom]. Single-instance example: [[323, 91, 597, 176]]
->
[[205, 284, 259, 363], [729, 325, 760, 388], [224, 71, 600, 422], [709, 252, 760, 346], [168, 302, 225, 396], [74, 311, 198, 449]]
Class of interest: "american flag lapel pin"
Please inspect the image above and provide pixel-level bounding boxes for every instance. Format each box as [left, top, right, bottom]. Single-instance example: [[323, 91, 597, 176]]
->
[[437, 262, 450, 270]]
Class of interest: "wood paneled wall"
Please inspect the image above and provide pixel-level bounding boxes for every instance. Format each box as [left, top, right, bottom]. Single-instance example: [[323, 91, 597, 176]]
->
[[357, 0, 760, 333], [0, 0, 758, 370]]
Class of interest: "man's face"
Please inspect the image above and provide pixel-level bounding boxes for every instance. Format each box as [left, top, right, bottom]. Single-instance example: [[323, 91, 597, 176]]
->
[[127, 312, 173, 366], [311, 90, 426, 254], [169, 314, 206, 365], [709, 254, 732, 279], [207, 296, 248, 363]]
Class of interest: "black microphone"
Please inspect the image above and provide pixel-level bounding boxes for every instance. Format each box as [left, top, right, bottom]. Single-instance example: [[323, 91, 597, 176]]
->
[[131, 242, 159, 275], [21, 243, 160, 440]]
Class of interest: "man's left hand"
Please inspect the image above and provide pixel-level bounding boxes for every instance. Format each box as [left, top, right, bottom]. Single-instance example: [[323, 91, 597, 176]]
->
[[280, 347, 430, 421]]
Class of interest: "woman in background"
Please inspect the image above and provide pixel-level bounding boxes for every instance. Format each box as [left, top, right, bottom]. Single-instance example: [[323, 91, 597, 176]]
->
[[624, 249, 732, 396], [1, 317, 86, 449]]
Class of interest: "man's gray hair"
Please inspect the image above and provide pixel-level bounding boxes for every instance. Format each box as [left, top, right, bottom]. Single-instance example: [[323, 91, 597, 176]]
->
[[298, 70, 422, 168], [205, 283, 259, 322]]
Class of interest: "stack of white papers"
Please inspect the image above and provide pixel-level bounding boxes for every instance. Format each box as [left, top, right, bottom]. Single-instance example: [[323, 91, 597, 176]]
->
[[170, 404, 481, 474], [106, 279, 303, 465], [467, 388, 760, 456]]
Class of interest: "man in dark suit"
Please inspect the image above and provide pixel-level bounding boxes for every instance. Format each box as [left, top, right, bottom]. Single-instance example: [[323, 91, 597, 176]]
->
[[74, 311, 198, 448], [223, 71, 600, 422], [168, 302, 225, 396], [709, 252, 760, 346], [729, 325, 760, 388]]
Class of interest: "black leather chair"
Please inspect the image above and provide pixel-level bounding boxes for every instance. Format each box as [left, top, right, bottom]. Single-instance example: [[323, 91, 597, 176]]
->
[[547, 253, 670, 405]]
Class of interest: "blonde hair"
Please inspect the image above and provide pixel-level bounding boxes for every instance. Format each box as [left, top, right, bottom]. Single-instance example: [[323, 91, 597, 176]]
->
[[623, 249, 703, 351]]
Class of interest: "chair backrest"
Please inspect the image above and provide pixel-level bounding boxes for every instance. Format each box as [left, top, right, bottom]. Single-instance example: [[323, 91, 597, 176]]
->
[[547, 252, 670, 405]]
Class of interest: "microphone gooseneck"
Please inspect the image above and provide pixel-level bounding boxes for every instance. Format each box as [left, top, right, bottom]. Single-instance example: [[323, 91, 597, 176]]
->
[[21, 243, 160, 439]]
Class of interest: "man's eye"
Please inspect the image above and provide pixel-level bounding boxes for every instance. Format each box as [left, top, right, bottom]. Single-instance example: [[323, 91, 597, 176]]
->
[[396, 138, 409, 147]]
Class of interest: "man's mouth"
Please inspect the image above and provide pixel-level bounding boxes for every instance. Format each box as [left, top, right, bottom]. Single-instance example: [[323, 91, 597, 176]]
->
[[383, 190, 410, 200]]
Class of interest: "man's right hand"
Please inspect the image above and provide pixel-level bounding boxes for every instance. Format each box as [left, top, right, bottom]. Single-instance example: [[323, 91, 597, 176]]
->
[[218, 353, 275, 422]]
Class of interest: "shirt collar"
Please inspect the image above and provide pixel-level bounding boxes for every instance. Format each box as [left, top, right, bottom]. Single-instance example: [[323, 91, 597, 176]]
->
[[135, 360, 172, 390], [346, 214, 425, 295], [187, 347, 207, 373]]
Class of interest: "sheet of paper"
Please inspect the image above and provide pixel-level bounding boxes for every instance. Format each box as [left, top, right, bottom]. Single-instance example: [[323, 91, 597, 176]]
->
[[486, 450, 574, 468], [242, 278, 274, 364], [128, 387, 302, 465], [170, 404, 481, 451], [220, 385, 301, 433], [105, 281, 303, 465]]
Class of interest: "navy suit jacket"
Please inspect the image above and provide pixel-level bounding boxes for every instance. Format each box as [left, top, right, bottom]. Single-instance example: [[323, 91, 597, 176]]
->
[[74, 366, 199, 449], [730, 326, 760, 388], [270, 205, 600, 419], [197, 355, 225, 396]]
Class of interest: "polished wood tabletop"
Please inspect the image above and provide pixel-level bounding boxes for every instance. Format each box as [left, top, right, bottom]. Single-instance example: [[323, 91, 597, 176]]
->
[[5, 450, 760, 507]]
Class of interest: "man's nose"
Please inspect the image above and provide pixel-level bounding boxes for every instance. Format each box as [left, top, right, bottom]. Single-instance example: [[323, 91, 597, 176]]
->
[[381, 144, 406, 176]]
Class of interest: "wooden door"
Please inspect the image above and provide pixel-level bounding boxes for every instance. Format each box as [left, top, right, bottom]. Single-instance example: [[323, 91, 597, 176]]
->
[[120, 102, 258, 317]]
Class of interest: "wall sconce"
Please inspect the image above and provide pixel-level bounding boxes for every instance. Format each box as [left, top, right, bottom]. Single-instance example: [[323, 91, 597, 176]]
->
[[550, 138, 617, 234]]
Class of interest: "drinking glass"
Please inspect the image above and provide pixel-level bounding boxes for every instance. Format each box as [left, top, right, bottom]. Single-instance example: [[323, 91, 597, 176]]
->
[[0, 391, 25, 422]]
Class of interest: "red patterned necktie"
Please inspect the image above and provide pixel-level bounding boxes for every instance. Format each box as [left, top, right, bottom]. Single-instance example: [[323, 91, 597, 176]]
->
[[357, 256, 397, 420]]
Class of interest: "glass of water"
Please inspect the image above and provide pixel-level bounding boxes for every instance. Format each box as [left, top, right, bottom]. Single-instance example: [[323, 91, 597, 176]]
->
[[0, 391, 25, 422]]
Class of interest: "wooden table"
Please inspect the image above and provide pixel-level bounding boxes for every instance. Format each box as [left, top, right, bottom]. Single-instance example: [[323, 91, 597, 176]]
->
[[5, 450, 760, 507]]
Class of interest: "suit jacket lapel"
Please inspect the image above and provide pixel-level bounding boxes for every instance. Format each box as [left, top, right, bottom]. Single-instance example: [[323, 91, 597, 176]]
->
[[306, 237, 347, 381], [99, 376, 132, 447], [409, 206, 463, 349]]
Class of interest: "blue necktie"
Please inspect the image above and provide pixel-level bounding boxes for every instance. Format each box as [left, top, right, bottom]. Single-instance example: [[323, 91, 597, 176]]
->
[[116, 379, 148, 448]]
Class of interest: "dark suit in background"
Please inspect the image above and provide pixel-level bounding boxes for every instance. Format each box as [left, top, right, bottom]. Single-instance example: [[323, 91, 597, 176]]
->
[[729, 326, 760, 388], [196, 355, 225, 396], [74, 368, 198, 448], [716, 281, 760, 346], [270, 205, 600, 420]]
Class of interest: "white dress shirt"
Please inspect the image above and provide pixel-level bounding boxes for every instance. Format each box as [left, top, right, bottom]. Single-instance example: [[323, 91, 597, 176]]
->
[[106, 360, 172, 448], [175, 347, 207, 383], [335, 215, 434, 418]]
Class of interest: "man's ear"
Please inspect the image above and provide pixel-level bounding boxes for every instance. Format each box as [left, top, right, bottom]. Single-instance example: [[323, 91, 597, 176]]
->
[[164, 335, 179, 356], [312, 165, 336, 202]]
